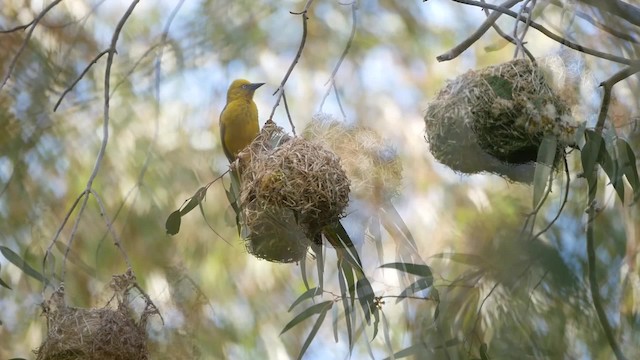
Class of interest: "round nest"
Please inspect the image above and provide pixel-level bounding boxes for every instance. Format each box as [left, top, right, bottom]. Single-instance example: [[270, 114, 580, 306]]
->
[[236, 120, 350, 262], [35, 272, 155, 360], [304, 113, 402, 204], [425, 59, 577, 181]]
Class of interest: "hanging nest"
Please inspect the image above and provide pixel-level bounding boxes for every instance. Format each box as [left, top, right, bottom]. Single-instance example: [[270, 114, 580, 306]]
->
[[235, 120, 350, 263], [35, 271, 159, 360], [304, 113, 402, 204], [425, 59, 577, 181]]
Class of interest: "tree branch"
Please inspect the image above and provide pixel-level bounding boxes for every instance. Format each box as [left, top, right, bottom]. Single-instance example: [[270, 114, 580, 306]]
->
[[0, 0, 64, 90], [437, 0, 523, 62], [268, 0, 315, 134], [447, 0, 634, 65]]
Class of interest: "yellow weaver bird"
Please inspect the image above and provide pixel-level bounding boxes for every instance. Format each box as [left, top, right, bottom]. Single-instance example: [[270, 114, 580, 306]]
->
[[219, 79, 265, 162]]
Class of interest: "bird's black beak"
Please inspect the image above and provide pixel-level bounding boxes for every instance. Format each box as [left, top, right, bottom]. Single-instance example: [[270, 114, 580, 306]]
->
[[248, 82, 265, 91]]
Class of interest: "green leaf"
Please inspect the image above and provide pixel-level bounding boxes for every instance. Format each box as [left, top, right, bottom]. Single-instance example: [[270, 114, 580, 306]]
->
[[288, 287, 320, 312], [380, 262, 433, 278], [485, 75, 513, 100], [385, 344, 426, 359], [396, 278, 433, 303], [533, 135, 557, 208], [165, 210, 182, 235], [480, 343, 490, 360], [312, 243, 324, 291], [0, 276, 11, 290], [296, 302, 332, 360], [0, 246, 47, 284], [356, 277, 375, 324], [180, 186, 207, 216], [381, 311, 394, 357], [281, 300, 333, 335], [581, 130, 604, 187], [337, 262, 354, 350], [616, 138, 640, 202], [331, 302, 339, 343]]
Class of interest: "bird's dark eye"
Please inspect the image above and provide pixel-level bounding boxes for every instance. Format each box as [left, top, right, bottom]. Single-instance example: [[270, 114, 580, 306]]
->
[[241, 84, 248, 89]]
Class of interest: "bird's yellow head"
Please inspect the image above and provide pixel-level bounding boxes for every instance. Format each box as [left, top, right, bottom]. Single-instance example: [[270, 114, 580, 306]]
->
[[227, 79, 265, 102]]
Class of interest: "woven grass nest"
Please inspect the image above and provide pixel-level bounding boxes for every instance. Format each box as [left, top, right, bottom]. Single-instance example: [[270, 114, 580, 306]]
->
[[235, 120, 350, 263], [425, 59, 577, 181], [35, 271, 156, 360], [304, 113, 402, 204]]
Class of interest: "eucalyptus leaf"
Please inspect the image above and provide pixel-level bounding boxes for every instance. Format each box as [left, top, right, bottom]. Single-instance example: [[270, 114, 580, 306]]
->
[[0, 246, 48, 285], [380, 262, 433, 278], [296, 302, 332, 360], [533, 135, 557, 208], [616, 138, 640, 202], [288, 287, 320, 312], [281, 300, 333, 335]]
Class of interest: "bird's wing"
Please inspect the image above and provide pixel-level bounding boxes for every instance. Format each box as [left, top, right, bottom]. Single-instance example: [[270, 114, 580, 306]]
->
[[219, 104, 234, 162]]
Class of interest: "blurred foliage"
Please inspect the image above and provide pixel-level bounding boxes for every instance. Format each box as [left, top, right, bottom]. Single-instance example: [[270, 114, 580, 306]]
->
[[1, 0, 639, 359]]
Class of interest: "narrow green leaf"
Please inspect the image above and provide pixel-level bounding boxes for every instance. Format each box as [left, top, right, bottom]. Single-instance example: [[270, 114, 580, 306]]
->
[[165, 210, 181, 235], [337, 262, 353, 350], [380, 262, 433, 278], [0, 276, 11, 290], [331, 301, 339, 343], [312, 243, 324, 292], [281, 300, 333, 335], [180, 186, 207, 216], [480, 343, 490, 360], [396, 278, 433, 303], [356, 277, 375, 324], [533, 135, 557, 208], [0, 246, 47, 284], [381, 204, 419, 250], [288, 287, 320, 312], [485, 75, 513, 100], [381, 311, 394, 359], [296, 302, 332, 360], [616, 138, 640, 202], [581, 130, 604, 189], [300, 254, 310, 291]]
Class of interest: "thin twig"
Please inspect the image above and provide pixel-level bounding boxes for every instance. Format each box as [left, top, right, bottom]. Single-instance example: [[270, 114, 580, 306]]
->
[[319, 2, 357, 114], [450, 0, 634, 65], [54, 50, 110, 111], [529, 154, 571, 242], [481, 0, 535, 61], [0, 0, 64, 90], [436, 0, 523, 62], [282, 90, 296, 135], [61, 0, 141, 280], [90, 189, 132, 268], [268, 0, 315, 123], [583, 63, 640, 360], [513, 0, 535, 58]]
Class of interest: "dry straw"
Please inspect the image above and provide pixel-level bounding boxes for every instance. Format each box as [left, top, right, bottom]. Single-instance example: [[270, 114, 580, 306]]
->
[[304, 113, 402, 204], [235, 120, 350, 263], [425, 59, 577, 181], [35, 271, 155, 360]]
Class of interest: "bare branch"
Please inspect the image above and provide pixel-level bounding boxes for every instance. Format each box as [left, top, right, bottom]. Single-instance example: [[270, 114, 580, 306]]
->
[[268, 0, 315, 128], [450, 0, 634, 65], [61, 0, 141, 281], [437, 0, 523, 62], [0, 0, 64, 91], [319, 2, 357, 115], [53, 49, 110, 111], [90, 189, 132, 268]]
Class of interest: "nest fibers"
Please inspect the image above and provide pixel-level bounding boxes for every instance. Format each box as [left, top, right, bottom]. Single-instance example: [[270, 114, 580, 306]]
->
[[235, 120, 350, 263], [425, 59, 577, 181], [35, 271, 156, 360], [304, 113, 402, 204]]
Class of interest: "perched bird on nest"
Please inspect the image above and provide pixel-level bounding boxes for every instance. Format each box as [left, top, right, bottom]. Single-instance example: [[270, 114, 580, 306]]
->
[[219, 79, 265, 162]]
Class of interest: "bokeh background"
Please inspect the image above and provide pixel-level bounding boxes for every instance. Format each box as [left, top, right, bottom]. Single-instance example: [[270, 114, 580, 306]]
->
[[1, 0, 639, 359]]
